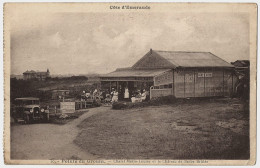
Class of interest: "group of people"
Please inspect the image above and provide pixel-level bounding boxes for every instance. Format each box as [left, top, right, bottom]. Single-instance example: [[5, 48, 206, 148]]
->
[[131, 89, 148, 103], [109, 87, 148, 103], [80, 87, 149, 103], [81, 89, 100, 101]]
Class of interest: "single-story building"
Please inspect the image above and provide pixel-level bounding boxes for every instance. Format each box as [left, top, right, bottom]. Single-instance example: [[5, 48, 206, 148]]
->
[[100, 49, 237, 100]]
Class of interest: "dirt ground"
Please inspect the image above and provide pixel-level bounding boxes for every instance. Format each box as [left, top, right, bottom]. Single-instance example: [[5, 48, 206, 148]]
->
[[74, 98, 249, 159], [11, 108, 103, 160], [11, 98, 249, 160]]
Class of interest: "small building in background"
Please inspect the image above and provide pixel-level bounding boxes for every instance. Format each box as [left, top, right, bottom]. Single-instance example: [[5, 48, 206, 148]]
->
[[101, 49, 238, 100], [23, 69, 50, 81], [231, 60, 250, 99], [231, 60, 249, 79]]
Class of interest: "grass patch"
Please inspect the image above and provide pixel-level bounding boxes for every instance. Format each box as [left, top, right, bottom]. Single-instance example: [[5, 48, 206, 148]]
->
[[75, 98, 249, 159]]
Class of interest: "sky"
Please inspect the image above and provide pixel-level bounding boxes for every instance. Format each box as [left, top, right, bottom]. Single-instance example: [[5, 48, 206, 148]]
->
[[10, 11, 249, 75]]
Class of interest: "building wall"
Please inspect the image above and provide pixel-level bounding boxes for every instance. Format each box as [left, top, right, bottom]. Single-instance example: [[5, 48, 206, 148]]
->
[[154, 70, 173, 86], [151, 70, 174, 98], [174, 68, 237, 98]]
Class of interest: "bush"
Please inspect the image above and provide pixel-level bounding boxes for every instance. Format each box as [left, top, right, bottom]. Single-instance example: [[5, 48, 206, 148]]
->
[[149, 95, 177, 105], [111, 96, 225, 110], [112, 95, 177, 110], [112, 102, 127, 109]]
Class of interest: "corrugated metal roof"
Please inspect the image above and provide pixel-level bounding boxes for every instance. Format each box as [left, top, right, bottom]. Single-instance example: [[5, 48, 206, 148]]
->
[[115, 67, 132, 71], [154, 50, 234, 68], [101, 69, 171, 77]]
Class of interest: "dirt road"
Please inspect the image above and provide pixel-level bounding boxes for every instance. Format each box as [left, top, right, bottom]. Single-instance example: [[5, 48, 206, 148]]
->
[[11, 107, 107, 160]]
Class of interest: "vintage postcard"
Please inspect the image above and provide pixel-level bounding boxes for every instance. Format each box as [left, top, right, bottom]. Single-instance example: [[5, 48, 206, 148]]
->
[[3, 3, 257, 165]]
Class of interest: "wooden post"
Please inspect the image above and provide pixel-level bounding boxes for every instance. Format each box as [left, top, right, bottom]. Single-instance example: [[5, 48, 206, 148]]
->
[[109, 81, 111, 93], [204, 68, 206, 97], [150, 86, 153, 100], [194, 70, 196, 97], [184, 69, 185, 98], [223, 69, 225, 97], [232, 72, 234, 96], [116, 81, 119, 91], [172, 70, 174, 97]]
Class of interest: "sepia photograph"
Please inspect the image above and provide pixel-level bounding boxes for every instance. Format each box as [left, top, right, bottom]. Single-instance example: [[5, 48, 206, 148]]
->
[[3, 2, 257, 165]]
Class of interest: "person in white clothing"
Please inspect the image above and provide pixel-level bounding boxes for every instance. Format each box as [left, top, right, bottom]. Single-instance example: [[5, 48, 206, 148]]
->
[[112, 90, 118, 103], [93, 89, 98, 100], [124, 87, 129, 99], [141, 89, 147, 101]]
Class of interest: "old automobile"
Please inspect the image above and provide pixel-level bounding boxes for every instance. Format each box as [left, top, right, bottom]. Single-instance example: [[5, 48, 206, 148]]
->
[[12, 97, 49, 124]]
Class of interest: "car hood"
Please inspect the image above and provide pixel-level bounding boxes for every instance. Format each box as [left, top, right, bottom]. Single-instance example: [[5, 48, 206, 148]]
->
[[24, 105, 40, 109]]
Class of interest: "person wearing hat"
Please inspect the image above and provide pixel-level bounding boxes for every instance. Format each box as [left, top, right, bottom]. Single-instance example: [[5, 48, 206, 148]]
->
[[81, 91, 86, 101], [93, 89, 98, 100]]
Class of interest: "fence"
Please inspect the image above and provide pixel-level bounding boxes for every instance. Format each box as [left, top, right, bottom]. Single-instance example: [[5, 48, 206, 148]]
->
[[75, 100, 97, 110], [75, 101, 89, 110], [46, 101, 90, 114]]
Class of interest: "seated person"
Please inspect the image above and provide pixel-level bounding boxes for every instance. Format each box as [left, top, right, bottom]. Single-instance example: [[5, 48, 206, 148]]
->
[[135, 90, 141, 98], [131, 91, 142, 103], [141, 89, 147, 101], [104, 94, 112, 103], [85, 92, 91, 99], [112, 90, 119, 103]]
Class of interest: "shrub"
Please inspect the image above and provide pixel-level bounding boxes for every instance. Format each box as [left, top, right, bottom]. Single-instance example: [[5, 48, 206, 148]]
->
[[112, 95, 177, 110], [149, 95, 177, 105], [112, 102, 127, 109]]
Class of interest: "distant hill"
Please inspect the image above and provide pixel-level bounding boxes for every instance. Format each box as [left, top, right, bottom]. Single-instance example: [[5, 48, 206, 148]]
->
[[11, 73, 101, 80], [51, 73, 100, 78]]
